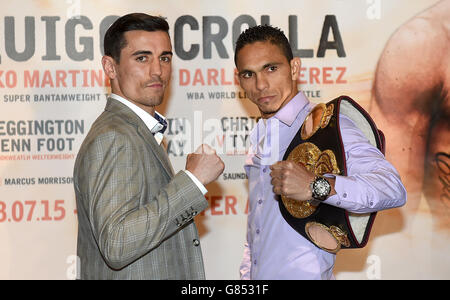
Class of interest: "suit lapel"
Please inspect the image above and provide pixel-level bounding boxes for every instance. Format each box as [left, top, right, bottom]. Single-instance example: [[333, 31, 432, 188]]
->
[[137, 125, 174, 177], [105, 98, 174, 177]]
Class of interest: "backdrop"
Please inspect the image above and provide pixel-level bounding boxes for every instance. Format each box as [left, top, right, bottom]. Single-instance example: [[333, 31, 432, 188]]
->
[[0, 0, 448, 279]]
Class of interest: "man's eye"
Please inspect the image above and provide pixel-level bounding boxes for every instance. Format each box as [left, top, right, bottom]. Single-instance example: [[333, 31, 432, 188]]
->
[[160, 56, 171, 63], [241, 72, 253, 79], [136, 56, 147, 62], [267, 66, 277, 72]]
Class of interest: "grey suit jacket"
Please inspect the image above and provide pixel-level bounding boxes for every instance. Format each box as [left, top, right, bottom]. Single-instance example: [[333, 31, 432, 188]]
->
[[73, 98, 208, 279]]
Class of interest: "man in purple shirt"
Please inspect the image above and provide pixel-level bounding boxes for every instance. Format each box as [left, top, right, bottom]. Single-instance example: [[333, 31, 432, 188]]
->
[[234, 25, 407, 279]]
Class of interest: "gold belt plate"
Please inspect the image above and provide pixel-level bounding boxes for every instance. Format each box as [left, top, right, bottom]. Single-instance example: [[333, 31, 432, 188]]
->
[[281, 142, 340, 218]]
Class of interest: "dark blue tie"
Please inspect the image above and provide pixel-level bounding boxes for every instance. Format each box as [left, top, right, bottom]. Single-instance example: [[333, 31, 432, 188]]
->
[[153, 113, 167, 135]]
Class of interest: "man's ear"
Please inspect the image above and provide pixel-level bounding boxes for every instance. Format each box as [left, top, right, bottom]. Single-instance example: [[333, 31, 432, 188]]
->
[[102, 56, 117, 80], [290, 57, 301, 81]]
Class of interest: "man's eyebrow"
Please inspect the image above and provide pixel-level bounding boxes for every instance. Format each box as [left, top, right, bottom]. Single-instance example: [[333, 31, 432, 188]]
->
[[262, 62, 280, 69], [132, 50, 152, 56], [161, 51, 173, 56], [131, 50, 173, 56], [238, 62, 280, 76]]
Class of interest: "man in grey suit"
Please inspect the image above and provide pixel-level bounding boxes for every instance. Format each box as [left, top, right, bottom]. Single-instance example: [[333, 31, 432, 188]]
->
[[73, 13, 225, 279]]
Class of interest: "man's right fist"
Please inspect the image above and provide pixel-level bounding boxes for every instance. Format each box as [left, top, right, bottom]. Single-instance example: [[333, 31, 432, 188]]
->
[[185, 144, 225, 186]]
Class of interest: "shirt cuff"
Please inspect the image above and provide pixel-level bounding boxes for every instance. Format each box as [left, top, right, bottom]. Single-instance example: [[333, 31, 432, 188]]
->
[[322, 174, 344, 208], [322, 174, 372, 213], [183, 170, 208, 195]]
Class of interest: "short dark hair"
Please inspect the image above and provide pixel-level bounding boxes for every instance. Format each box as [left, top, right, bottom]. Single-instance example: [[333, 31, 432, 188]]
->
[[234, 25, 293, 66], [104, 13, 169, 63]]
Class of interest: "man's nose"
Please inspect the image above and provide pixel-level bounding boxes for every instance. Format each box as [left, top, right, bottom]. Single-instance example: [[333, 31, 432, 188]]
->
[[150, 59, 162, 77], [256, 74, 268, 91]]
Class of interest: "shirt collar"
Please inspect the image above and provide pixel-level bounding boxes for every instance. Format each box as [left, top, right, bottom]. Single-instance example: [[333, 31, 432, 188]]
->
[[110, 93, 166, 144], [247, 91, 310, 162], [250, 91, 309, 142], [273, 91, 310, 127]]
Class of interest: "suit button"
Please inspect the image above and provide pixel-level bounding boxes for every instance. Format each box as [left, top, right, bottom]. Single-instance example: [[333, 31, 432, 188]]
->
[[193, 239, 200, 246]]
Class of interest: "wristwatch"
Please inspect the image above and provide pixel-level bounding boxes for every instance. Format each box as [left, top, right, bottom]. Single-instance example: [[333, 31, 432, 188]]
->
[[310, 176, 331, 202]]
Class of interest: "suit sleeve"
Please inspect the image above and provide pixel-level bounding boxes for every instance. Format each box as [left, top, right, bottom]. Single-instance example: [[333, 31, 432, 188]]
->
[[323, 114, 407, 213], [76, 129, 207, 270]]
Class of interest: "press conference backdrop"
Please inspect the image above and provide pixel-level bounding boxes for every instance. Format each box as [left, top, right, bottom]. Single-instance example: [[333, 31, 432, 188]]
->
[[1, 0, 448, 279]]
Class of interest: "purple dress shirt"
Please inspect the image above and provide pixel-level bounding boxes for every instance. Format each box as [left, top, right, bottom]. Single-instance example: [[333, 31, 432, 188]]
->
[[240, 92, 406, 280]]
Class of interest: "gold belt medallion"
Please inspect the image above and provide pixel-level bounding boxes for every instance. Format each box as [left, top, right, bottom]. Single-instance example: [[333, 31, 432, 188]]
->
[[305, 222, 351, 253], [300, 103, 334, 140], [281, 142, 340, 218]]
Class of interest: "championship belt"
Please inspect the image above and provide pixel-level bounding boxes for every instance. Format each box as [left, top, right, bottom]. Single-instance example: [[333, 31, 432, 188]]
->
[[278, 95, 385, 253]]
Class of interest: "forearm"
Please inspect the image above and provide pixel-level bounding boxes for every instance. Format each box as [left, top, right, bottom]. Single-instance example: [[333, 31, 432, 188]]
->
[[322, 114, 407, 213], [324, 168, 406, 213]]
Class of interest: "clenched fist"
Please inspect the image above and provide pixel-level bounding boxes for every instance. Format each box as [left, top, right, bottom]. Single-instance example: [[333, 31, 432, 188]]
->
[[270, 161, 336, 202], [185, 144, 225, 185]]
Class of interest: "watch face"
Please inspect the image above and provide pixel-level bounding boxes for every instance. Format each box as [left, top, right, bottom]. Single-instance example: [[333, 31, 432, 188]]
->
[[314, 178, 331, 197]]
